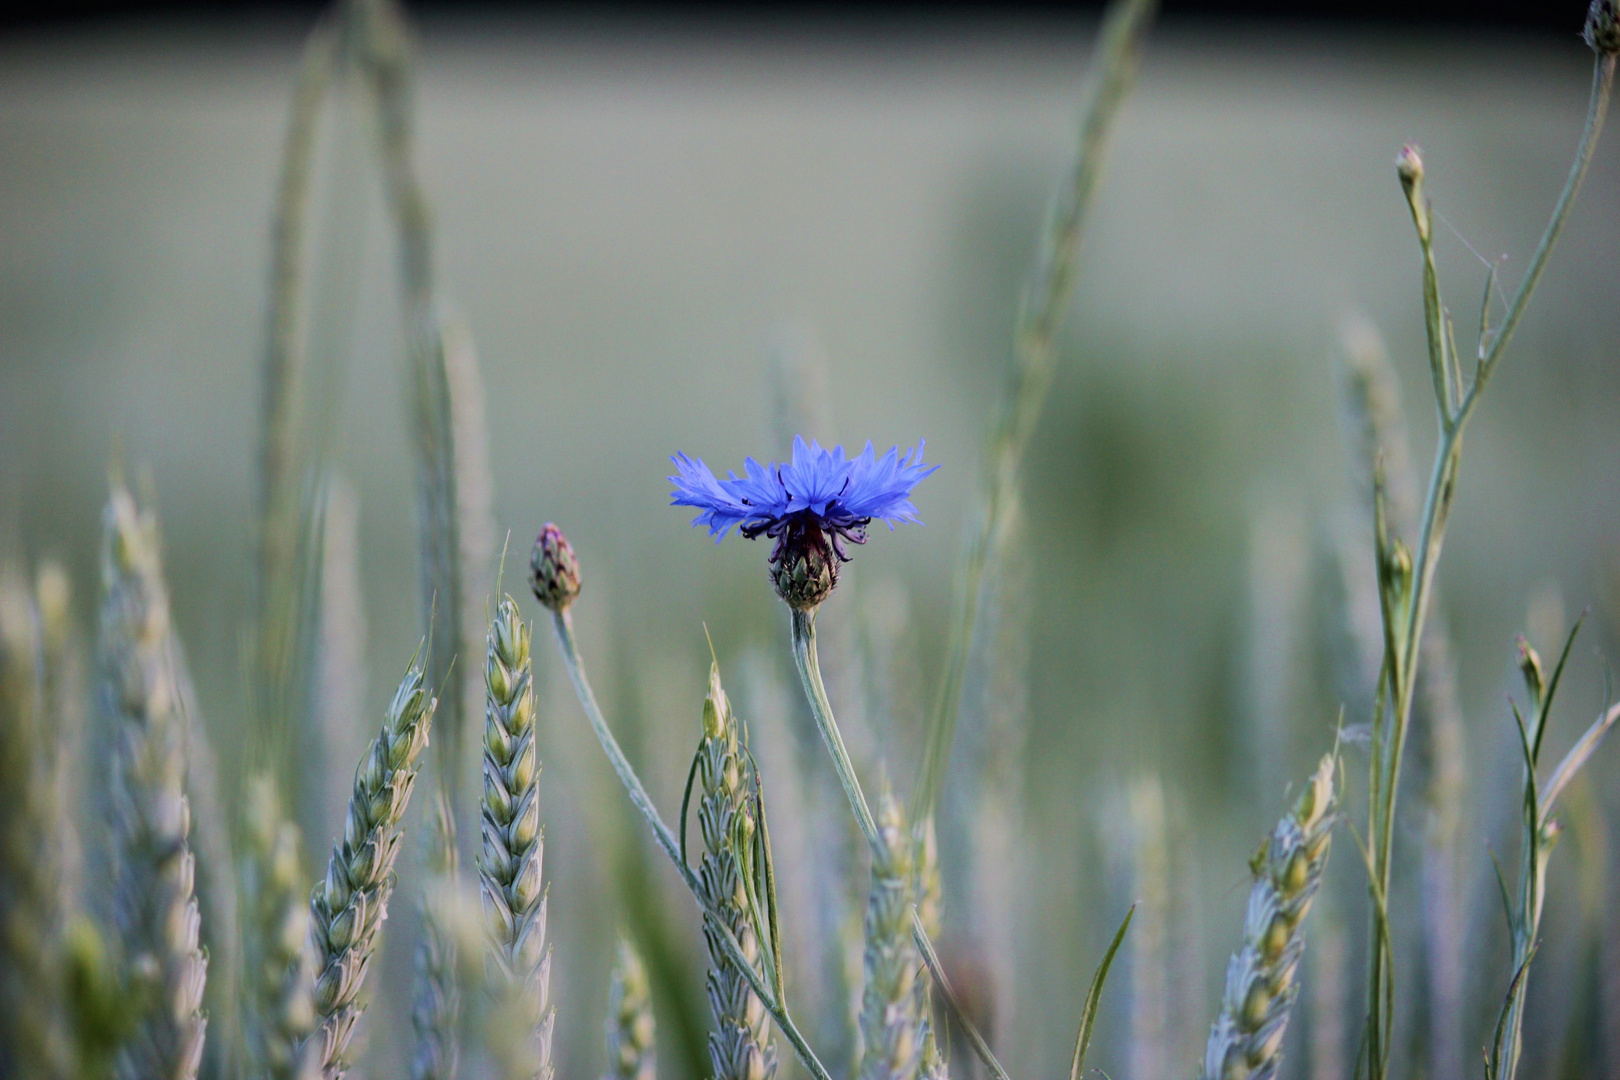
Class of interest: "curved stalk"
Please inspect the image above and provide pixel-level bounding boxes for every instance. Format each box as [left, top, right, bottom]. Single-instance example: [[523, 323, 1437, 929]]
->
[[549, 609, 835, 1080], [788, 609, 879, 849]]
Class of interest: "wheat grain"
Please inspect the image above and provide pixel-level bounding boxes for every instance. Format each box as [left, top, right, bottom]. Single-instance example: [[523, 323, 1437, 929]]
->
[[98, 486, 209, 1080], [696, 663, 777, 1080], [0, 566, 75, 1080], [603, 936, 656, 1080], [914, 0, 1161, 815], [911, 815, 947, 1080], [1199, 756, 1335, 1080], [479, 595, 554, 1080], [411, 789, 462, 1080], [303, 656, 436, 1079], [241, 774, 318, 1080], [858, 788, 925, 1080]]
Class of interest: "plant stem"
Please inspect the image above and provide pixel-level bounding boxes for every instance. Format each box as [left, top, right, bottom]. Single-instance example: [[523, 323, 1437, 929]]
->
[[549, 609, 837, 1080], [551, 610, 685, 872], [1464, 54, 1616, 415], [1361, 52, 1613, 1080], [789, 609, 880, 849]]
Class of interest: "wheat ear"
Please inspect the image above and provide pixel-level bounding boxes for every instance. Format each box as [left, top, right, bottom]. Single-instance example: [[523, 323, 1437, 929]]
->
[[0, 567, 75, 1079], [479, 595, 554, 1080], [695, 663, 777, 1080], [912, 816, 946, 1080], [303, 656, 436, 1079], [1199, 756, 1336, 1080], [603, 936, 656, 1080], [411, 789, 461, 1080], [858, 788, 926, 1080], [98, 485, 209, 1080], [241, 774, 317, 1080]]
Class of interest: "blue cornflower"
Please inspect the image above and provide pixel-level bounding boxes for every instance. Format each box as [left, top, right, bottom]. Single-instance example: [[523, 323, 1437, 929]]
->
[[670, 436, 939, 608]]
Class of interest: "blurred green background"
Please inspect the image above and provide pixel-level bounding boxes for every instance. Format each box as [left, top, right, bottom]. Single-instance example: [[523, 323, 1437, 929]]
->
[[2, 11, 1619, 1080]]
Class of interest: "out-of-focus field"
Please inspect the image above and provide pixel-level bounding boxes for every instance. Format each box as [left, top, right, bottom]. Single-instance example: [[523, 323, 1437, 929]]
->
[[2, 14, 1618, 1080]]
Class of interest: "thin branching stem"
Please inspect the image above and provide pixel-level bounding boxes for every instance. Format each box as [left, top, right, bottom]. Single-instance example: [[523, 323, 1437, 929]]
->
[[1361, 51, 1613, 1080], [1462, 53, 1616, 420]]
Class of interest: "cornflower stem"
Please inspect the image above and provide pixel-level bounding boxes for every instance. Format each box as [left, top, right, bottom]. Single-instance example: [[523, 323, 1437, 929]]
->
[[1361, 51, 1613, 1080], [912, 0, 1158, 817], [548, 608, 836, 1080], [788, 608, 880, 850]]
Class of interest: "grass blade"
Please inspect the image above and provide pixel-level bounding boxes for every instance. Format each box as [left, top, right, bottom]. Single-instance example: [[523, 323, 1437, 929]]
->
[[1071, 905, 1135, 1080]]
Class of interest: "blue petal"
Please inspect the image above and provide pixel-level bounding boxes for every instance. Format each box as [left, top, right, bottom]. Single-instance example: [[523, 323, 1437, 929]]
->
[[842, 439, 939, 524], [669, 453, 752, 540]]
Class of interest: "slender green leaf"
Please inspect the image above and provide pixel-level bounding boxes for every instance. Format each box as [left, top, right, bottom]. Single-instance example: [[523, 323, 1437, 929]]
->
[[1534, 612, 1585, 760], [678, 742, 701, 870], [1070, 905, 1135, 1080], [1541, 701, 1620, 824]]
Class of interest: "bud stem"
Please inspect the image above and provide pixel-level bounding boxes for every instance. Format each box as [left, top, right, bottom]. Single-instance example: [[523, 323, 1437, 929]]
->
[[547, 607, 837, 1080]]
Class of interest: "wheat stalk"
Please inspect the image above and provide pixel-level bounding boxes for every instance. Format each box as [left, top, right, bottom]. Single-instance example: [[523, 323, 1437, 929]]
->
[[695, 664, 778, 1080], [0, 566, 76, 1080], [604, 936, 656, 1080], [98, 485, 209, 1080], [411, 789, 462, 1080], [36, 560, 87, 914], [1199, 756, 1335, 1080], [911, 816, 947, 1080], [303, 656, 436, 1079], [857, 788, 926, 1080], [914, 0, 1159, 815], [480, 595, 554, 1080], [256, 6, 341, 799], [240, 773, 318, 1080]]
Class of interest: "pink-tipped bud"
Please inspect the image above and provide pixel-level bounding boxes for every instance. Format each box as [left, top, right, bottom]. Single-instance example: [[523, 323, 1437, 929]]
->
[[530, 523, 582, 612], [1395, 144, 1424, 191], [1586, 0, 1620, 55]]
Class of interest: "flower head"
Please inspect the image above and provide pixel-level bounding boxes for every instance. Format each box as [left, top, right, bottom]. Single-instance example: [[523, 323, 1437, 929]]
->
[[670, 436, 938, 609], [1587, 0, 1620, 55]]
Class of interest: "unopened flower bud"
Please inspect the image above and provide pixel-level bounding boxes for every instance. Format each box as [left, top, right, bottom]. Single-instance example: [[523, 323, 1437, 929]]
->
[[530, 523, 581, 611], [1381, 539, 1413, 611], [1586, 0, 1620, 55], [1395, 144, 1424, 190]]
